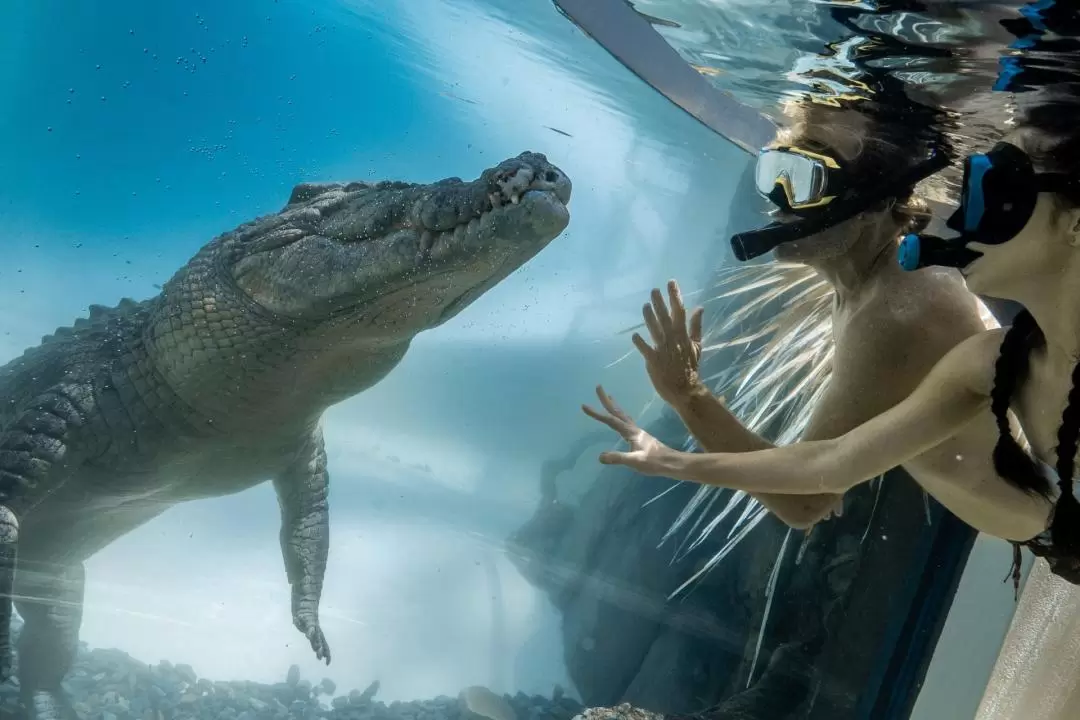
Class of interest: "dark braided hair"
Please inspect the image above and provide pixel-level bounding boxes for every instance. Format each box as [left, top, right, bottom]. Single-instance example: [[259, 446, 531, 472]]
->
[[990, 312, 1080, 556], [1051, 359, 1080, 553], [988, 0, 1080, 543], [989, 310, 1050, 499]]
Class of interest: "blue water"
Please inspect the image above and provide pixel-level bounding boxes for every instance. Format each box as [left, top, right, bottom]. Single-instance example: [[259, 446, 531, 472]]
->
[[0, 0, 746, 697]]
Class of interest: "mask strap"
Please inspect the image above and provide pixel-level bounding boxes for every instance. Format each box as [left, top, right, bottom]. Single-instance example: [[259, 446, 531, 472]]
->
[[1035, 173, 1080, 193]]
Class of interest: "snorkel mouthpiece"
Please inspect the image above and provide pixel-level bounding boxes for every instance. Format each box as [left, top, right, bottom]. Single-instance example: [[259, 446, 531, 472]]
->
[[898, 233, 923, 271], [898, 233, 982, 271]]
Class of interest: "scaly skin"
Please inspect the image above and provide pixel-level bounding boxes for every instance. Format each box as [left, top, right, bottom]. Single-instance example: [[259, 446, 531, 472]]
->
[[0, 152, 572, 718]]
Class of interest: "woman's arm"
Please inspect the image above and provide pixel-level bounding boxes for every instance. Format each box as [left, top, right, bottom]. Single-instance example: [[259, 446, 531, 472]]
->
[[598, 330, 1000, 495], [667, 385, 843, 527]]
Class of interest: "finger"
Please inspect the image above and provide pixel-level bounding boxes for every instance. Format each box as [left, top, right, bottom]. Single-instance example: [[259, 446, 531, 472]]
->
[[596, 385, 634, 423], [643, 303, 664, 344], [667, 280, 687, 330], [631, 332, 656, 360], [582, 403, 629, 434], [600, 451, 655, 474], [689, 307, 705, 346], [598, 451, 629, 465], [651, 287, 673, 334]]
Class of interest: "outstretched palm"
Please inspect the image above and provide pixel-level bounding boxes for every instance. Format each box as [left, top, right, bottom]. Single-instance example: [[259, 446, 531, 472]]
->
[[581, 385, 672, 476], [634, 280, 706, 404]]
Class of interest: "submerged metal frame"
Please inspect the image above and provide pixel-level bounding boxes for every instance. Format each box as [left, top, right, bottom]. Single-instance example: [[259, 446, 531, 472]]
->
[[551, 0, 776, 155]]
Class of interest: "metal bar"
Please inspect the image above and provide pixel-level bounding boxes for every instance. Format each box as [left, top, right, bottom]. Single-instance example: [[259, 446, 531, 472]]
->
[[552, 0, 776, 154]]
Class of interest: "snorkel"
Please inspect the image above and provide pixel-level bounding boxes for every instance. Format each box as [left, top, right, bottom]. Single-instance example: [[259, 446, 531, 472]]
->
[[897, 231, 981, 272], [898, 152, 991, 272], [900, 141, 1080, 272]]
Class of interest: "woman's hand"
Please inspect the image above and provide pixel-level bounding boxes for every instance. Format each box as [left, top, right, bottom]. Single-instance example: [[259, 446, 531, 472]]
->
[[581, 385, 675, 476]]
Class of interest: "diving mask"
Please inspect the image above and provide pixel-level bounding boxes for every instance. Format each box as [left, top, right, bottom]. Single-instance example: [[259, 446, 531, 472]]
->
[[754, 146, 843, 212], [899, 141, 1079, 271], [732, 146, 950, 262]]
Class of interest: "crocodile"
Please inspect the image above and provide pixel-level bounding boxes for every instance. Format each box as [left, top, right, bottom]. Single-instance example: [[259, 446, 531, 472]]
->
[[0, 152, 572, 718]]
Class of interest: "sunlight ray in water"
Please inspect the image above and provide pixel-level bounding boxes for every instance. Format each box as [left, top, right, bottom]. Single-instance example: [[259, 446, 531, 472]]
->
[[749, 527, 791, 688], [601, 260, 878, 683]]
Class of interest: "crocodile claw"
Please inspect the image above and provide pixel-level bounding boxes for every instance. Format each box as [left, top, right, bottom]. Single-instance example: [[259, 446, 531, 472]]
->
[[305, 624, 331, 665], [294, 613, 331, 665]]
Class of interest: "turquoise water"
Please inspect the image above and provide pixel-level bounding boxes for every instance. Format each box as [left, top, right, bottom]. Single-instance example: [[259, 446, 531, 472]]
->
[[4, 0, 1060, 717], [1, 0, 747, 699]]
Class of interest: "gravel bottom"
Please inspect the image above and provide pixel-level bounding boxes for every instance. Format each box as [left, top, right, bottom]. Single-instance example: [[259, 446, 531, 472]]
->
[[569, 706, 664, 720], [0, 623, 587, 720]]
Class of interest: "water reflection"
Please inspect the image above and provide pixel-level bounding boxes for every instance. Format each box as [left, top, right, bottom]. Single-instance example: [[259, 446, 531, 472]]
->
[[625, 0, 1045, 203]]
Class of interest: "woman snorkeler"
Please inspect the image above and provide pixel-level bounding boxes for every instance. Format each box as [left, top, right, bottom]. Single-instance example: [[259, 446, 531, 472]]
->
[[585, 98, 1080, 582]]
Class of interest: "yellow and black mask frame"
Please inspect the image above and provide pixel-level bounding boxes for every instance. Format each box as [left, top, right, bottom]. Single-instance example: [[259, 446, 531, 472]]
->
[[730, 145, 951, 262]]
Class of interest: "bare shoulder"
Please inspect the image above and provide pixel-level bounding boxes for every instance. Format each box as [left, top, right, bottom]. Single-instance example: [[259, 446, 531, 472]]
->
[[935, 327, 1005, 397], [879, 267, 989, 335], [840, 269, 990, 387]]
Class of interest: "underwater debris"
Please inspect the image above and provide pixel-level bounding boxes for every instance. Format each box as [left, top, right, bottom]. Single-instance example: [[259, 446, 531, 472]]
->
[[543, 126, 574, 138]]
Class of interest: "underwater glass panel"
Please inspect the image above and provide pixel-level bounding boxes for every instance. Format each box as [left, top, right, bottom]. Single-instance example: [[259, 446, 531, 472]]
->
[[0, 0, 1063, 719]]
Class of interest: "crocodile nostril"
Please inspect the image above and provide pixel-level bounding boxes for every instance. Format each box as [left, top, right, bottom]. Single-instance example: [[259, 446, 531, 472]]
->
[[544, 170, 559, 183]]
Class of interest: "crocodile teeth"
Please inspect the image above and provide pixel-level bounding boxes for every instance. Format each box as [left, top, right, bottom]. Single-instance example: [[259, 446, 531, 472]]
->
[[510, 194, 520, 205]]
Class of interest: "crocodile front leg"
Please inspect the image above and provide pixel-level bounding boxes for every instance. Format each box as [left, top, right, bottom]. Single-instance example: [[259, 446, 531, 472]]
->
[[273, 430, 331, 664], [14, 559, 85, 720], [0, 386, 87, 680]]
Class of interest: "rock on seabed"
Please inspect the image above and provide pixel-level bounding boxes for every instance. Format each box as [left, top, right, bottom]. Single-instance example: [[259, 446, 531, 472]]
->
[[0, 621, 588, 720]]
